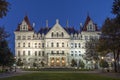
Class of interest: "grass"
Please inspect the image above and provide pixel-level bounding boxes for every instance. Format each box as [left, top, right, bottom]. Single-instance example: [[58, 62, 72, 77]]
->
[[0, 72, 120, 80]]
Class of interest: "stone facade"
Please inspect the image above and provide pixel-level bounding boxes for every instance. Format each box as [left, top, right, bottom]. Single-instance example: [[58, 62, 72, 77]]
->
[[14, 15, 100, 69]]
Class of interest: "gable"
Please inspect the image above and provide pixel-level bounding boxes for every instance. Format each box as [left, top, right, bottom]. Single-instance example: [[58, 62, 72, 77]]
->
[[15, 16, 33, 31], [45, 20, 70, 38]]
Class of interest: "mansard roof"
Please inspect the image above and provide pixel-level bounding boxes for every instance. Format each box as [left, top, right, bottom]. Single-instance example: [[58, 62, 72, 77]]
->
[[64, 27, 79, 34], [15, 16, 34, 31], [38, 27, 51, 34], [82, 15, 99, 31], [37, 26, 79, 35]]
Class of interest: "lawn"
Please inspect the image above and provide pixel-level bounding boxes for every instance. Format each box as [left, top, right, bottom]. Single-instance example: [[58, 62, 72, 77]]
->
[[0, 72, 119, 80]]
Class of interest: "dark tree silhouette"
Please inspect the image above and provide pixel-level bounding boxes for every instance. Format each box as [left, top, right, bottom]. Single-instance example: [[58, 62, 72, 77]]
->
[[0, 0, 10, 18]]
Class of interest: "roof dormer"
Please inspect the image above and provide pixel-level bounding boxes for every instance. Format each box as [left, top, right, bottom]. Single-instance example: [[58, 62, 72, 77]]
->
[[82, 15, 98, 32], [15, 16, 34, 31]]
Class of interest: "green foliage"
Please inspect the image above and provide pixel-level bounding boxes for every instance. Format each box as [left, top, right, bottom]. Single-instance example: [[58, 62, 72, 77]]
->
[[79, 60, 85, 68], [0, 0, 10, 18], [71, 59, 77, 67], [112, 0, 120, 17], [100, 60, 109, 68], [0, 40, 15, 71], [41, 61, 44, 67], [84, 39, 99, 62], [33, 62, 37, 67], [16, 58, 23, 66]]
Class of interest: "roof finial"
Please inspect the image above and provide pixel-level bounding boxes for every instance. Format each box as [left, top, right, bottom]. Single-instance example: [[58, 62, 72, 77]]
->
[[66, 20, 69, 28], [56, 19, 59, 24], [46, 20, 48, 27]]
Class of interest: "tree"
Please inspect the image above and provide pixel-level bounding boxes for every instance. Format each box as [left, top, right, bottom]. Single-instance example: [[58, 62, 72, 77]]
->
[[33, 62, 37, 67], [100, 59, 109, 68], [71, 59, 77, 67], [112, 0, 120, 22], [0, 0, 10, 18], [0, 40, 15, 71], [97, 18, 120, 72], [84, 38, 100, 68], [16, 58, 23, 66], [79, 60, 85, 69], [41, 61, 44, 67]]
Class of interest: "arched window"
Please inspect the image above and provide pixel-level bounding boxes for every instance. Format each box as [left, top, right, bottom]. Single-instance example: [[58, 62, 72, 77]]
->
[[51, 32, 54, 37], [61, 32, 64, 37]]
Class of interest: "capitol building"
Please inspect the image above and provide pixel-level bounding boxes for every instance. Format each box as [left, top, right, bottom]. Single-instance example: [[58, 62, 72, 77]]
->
[[14, 15, 100, 69]]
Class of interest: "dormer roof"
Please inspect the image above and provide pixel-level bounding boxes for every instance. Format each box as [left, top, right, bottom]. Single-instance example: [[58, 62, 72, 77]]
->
[[82, 15, 99, 31], [15, 16, 34, 31]]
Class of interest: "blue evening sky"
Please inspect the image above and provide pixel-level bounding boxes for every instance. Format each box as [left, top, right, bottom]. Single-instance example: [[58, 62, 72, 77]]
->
[[0, 0, 114, 53]]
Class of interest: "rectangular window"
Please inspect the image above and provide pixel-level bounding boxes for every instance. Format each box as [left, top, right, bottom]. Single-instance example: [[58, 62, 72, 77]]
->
[[79, 43, 81, 48], [35, 51, 37, 56], [62, 51, 64, 54], [18, 43, 20, 47], [51, 43, 54, 47], [18, 51, 20, 57], [71, 43, 73, 48], [39, 51, 41, 56], [28, 36, 31, 40], [71, 54, 73, 56], [62, 43, 64, 47], [85, 36, 88, 40], [23, 51, 25, 56], [57, 43, 59, 47], [38, 43, 41, 48], [42, 51, 44, 56], [28, 51, 30, 56], [17, 36, 21, 40], [28, 43, 30, 47], [22, 36, 26, 40], [23, 43, 25, 47], [75, 43, 77, 48], [51, 51, 53, 54], [42, 43, 44, 48]]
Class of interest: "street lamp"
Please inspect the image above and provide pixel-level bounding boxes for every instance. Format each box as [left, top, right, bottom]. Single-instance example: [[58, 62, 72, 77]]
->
[[101, 56, 104, 60]]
